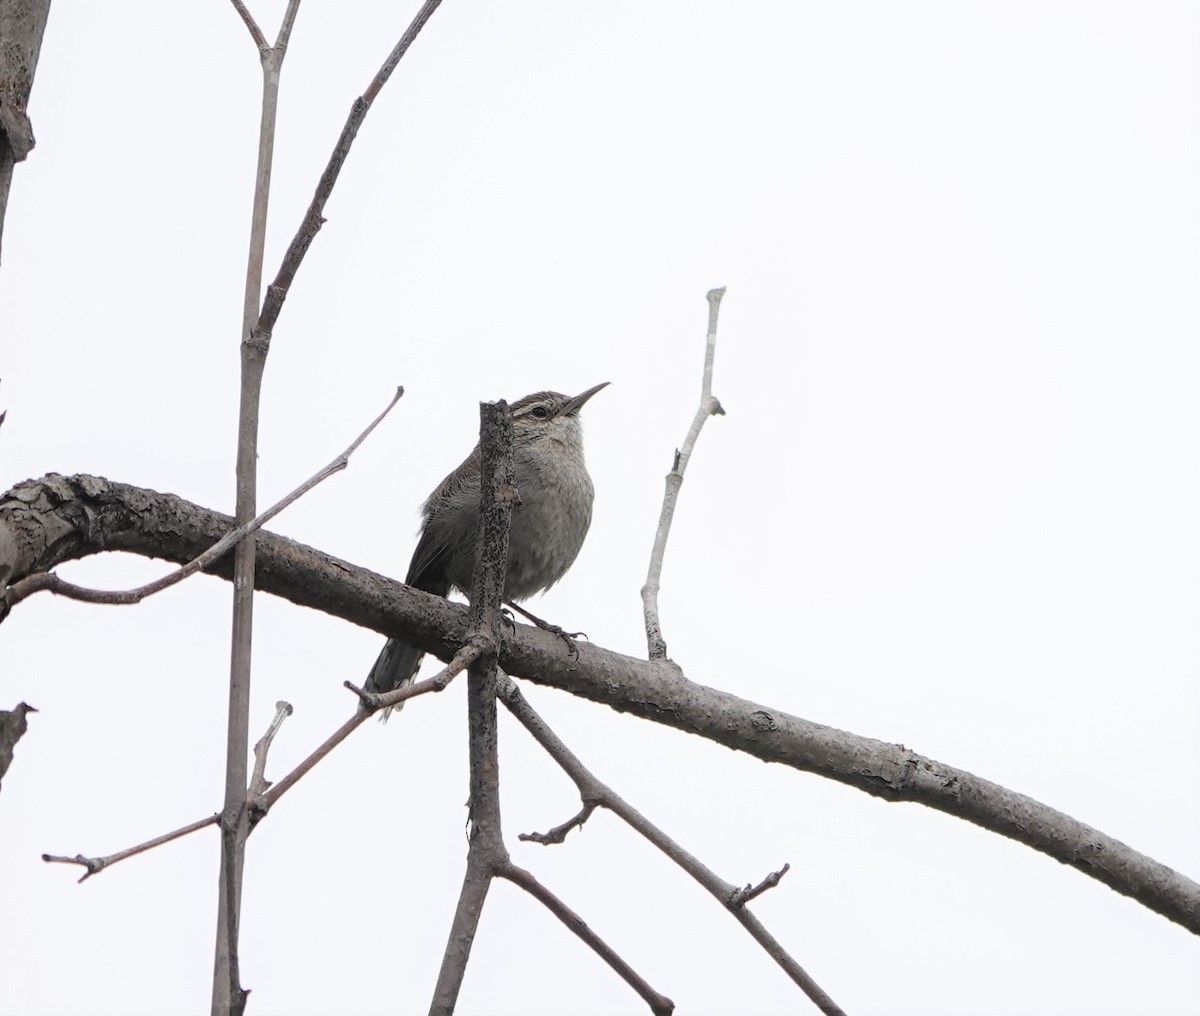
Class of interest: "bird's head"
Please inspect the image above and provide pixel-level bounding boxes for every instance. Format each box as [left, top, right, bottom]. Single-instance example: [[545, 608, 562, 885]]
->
[[511, 382, 609, 448]]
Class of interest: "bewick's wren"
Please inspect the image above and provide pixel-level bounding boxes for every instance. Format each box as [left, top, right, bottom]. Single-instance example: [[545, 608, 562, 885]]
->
[[365, 382, 608, 705]]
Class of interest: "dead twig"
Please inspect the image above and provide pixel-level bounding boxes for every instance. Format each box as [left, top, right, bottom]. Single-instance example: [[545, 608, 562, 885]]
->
[[498, 861, 675, 1015], [43, 814, 220, 883], [251, 638, 484, 820], [518, 801, 598, 845], [2, 387, 403, 613], [641, 287, 727, 661], [248, 701, 293, 798], [253, 0, 445, 350], [501, 677, 845, 1015], [730, 863, 792, 907], [227, 0, 268, 53], [344, 633, 487, 714]]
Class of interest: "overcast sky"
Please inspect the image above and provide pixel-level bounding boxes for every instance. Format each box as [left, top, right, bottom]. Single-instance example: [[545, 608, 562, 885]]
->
[[1, 2, 1198, 1014]]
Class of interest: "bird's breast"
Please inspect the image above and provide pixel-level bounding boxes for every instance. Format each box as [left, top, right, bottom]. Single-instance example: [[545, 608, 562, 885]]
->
[[504, 450, 594, 601]]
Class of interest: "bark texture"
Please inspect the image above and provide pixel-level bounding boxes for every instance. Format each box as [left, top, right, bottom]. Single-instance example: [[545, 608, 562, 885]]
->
[[0, 700, 35, 791], [0, 0, 51, 261], [2, 472, 1198, 935]]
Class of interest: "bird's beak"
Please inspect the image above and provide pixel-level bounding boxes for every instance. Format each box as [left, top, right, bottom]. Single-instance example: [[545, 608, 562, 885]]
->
[[564, 381, 610, 415]]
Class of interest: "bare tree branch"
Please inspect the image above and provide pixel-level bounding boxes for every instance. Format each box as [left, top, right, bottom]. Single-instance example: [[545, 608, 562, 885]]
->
[[37, 644, 467, 890], [2, 387, 403, 612], [0, 0, 52, 265], [216, 3, 305, 1005], [518, 801, 598, 845], [497, 861, 675, 1015], [0, 700, 35, 791], [431, 400, 515, 1014], [2, 474, 1197, 936], [251, 638, 483, 819], [501, 678, 843, 1015], [423, 407, 674, 1013], [273, 0, 302, 52], [249, 701, 293, 798], [227, 0, 268, 54], [209, 3, 444, 998], [344, 633, 485, 714], [254, 0, 445, 350], [641, 287, 726, 660], [43, 814, 220, 883]]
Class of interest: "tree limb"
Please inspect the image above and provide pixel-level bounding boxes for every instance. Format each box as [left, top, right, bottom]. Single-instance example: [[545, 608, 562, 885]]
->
[[1, 473, 1197, 936], [502, 677, 842, 1015]]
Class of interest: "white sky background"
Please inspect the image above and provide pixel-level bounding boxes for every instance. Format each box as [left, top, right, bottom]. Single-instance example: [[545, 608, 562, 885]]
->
[[1, 1, 1198, 1013]]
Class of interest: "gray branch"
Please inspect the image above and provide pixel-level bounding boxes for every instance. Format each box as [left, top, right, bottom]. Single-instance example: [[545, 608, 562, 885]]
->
[[0, 700, 35, 792], [502, 677, 842, 1015], [1, 473, 1197, 936], [430, 400, 515, 1015], [0, 0, 52, 264]]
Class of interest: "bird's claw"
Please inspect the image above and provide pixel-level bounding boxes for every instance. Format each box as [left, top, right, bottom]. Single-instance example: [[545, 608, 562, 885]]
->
[[540, 623, 587, 659], [504, 601, 587, 659]]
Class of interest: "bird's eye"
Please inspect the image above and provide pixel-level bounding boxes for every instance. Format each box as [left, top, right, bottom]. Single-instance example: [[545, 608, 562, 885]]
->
[[531, 406, 549, 419]]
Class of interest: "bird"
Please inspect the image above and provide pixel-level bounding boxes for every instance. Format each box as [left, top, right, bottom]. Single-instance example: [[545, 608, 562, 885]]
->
[[364, 382, 608, 712]]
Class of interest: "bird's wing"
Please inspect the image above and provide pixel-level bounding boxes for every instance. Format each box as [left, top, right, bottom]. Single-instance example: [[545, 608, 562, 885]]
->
[[405, 445, 481, 593]]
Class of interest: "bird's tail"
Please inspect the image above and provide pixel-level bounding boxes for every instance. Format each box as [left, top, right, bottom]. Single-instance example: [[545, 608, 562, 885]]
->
[[364, 638, 425, 720]]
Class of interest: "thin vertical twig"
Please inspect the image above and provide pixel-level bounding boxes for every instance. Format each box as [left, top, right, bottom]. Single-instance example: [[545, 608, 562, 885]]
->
[[273, 0, 302, 51], [641, 287, 727, 660], [213, 4, 302, 1013], [429, 401, 515, 1015], [213, 2, 446, 1008]]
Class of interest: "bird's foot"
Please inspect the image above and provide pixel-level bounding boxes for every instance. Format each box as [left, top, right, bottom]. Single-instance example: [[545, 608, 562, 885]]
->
[[504, 601, 588, 659]]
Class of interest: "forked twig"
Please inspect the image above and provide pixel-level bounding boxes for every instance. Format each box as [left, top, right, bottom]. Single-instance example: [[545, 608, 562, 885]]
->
[[252, 639, 483, 819], [43, 814, 220, 883], [253, 0, 445, 349], [3, 387, 404, 612], [501, 677, 845, 1016], [641, 287, 727, 660], [343, 634, 487, 715], [431, 407, 673, 1014]]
